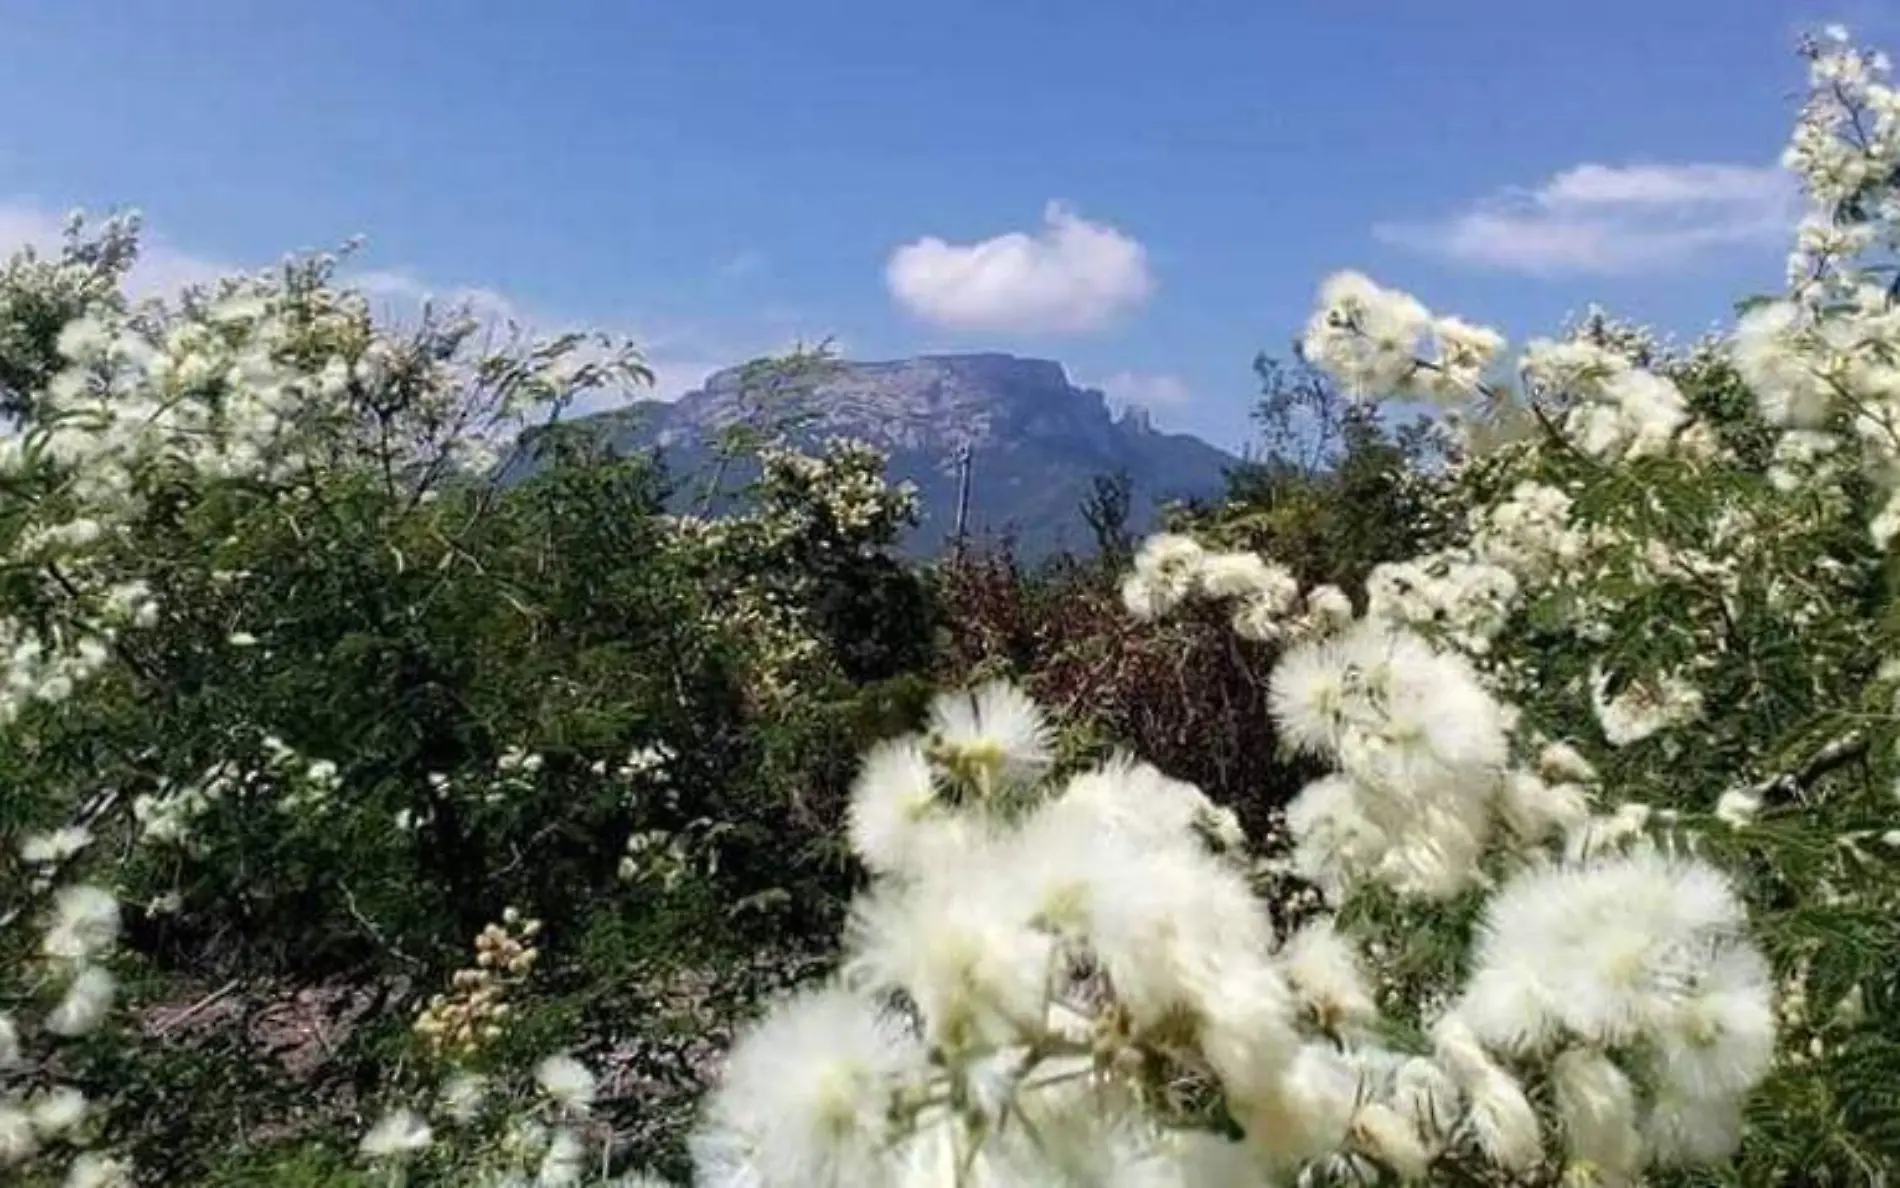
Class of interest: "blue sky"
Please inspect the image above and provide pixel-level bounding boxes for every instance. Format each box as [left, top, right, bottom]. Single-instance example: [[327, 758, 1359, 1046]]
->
[[0, 0, 1891, 453]]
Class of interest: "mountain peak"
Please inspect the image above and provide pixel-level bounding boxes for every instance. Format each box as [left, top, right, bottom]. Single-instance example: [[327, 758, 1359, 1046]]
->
[[673, 352, 1110, 455], [560, 352, 1237, 559], [910, 352, 1071, 388]]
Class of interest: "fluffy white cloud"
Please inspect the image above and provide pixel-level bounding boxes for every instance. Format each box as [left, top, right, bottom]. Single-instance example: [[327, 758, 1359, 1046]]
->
[[1092, 370, 1192, 414], [349, 268, 527, 325], [1375, 162, 1800, 275], [886, 201, 1152, 334]]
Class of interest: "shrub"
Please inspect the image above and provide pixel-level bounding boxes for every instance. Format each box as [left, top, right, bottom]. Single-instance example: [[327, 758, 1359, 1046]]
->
[[0, 223, 934, 1182], [5, 23, 1900, 1188], [672, 28, 1900, 1187]]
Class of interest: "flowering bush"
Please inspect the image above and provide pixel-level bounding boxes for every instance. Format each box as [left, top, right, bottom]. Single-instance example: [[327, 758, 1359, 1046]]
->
[[5, 24, 1900, 1188], [929, 358, 1436, 846], [0, 219, 936, 1181], [663, 430, 930, 703], [680, 27, 1900, 1188]]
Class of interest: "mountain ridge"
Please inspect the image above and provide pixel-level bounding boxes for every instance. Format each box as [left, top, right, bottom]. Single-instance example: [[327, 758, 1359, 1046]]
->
[[548, 352, 1241, 560]]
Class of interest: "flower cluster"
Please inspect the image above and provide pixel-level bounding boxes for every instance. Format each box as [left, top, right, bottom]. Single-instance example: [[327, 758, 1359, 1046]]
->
[[414, 909, 543, 1060], [131, 733, 343, 848], [663, 435, 918, 702], [1457, 849, 1774, 1172], [6, 22, 1900, 1187], [0, 871, 131, 1185], [1, 214, 645, 752], [1120, 531, 1350, 643], [754, 436, 921, 545], [686, 661, 1778, 1184], [702, 680, 1353, 1184], [1518, 336, 1694, 463], [616, 820, 718, 890], [588, 742, 675, 788], [1300, 271, 1506, 401], [360, 1050, 667, 1186], [1718, 28, 1900, 547]]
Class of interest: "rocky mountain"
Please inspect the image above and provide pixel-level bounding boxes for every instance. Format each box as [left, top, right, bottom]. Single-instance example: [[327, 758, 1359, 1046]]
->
[[541, 353, 1241, 561]]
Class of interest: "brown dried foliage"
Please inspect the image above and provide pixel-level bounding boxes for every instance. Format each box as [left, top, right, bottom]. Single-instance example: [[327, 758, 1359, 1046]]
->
[[930, 547, 1321, 839]]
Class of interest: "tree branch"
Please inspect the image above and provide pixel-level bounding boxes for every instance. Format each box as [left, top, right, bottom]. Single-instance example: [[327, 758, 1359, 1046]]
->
[[1751, 730, 1869, 807]]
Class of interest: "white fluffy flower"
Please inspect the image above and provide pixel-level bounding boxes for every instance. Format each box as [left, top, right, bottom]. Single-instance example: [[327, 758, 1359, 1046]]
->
[[28, 1086, 87, 1137], [844, 851, 1055, 1052], [1643, 1086, 1746, 1165], [1422, 314, 1507, 400], [1591, 666, 1704, 748], [1123, 533, 1207, 620], [691, 985, 925, 1188], [41, 884, 121, 963], [55, 317, 114, 364], [1196, 551, 1293, 603], [1348, 1101, 1433, 1179], [18, 826, 92, 865], [46, 964, 116, 1036], [438, 1070, 489, 1122], [1498, 768, 1590, 843], [1431, 1016, 1542, 1171], [925, 679, 1053, 790], [1072, 838, 1288, 1039], [360, 1108, 433, 1159], [1715, 787, 1764, 828], [0, 1105, 36, 1166], [1537, 741, 1599, 785], [1459, 849, 1769, 1067], [534, 1054, 598, 1113], [1734, 300, 1834, 427], [63, 1153, 134, 1188], [1390, 1056, 1461, 1142], [1302, 585, 1355, 634], [1600, 368, 1689, 458], [1234, 1041, 1361, 1167], [845, 735, 940, 874], [1269, 633, 1355, 758], [1195, 550, 1303, 642], [1042, 752, 1239, 854], [1650, 943, 1777, 1103], [1302, 271, 1432, 396], [1274, 622, 1509, 899], [1551, 1047, 1644, 1179], [537, 1127, 587, 1186], [1279, 918, 1377, 1032]]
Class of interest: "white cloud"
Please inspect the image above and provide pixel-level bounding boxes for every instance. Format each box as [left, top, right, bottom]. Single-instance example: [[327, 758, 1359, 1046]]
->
[[348, 268, 527, 325], [714, 250, 766, 282], [1091, 370, 1192, 415], [1375, 162, 1801, 275], [886, 200, 1152, 334]]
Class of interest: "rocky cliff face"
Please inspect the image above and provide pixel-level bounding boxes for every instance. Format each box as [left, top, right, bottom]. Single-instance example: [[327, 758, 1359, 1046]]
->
[[554, 353, 1238, 561]]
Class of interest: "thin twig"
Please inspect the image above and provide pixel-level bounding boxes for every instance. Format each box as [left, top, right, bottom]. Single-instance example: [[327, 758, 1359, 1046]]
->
[[150, 979, 243, 1038], [0, 786, 122, 933]]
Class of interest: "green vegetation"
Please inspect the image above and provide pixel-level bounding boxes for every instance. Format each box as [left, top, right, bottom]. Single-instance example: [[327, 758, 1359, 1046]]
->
[[2, 27, 1899, 1188]]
